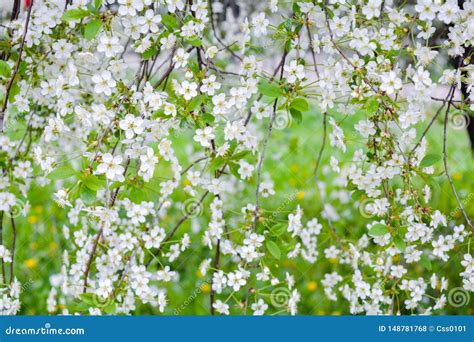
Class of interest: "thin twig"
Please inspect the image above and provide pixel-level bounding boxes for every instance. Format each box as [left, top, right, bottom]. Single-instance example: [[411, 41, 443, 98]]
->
[[313, 112, 341, 242], [253, 51, 287, 230], [0, 0, 34, 132], [9, 213, 16, 284], [410, 85, 455, 156], [82, 226, 103, 293], [207, 0, 243, 62], [442, 89, 474, 231], [306, 22, 320, 80], [10, 0, 20, 21], [0, 211, 5, 282]]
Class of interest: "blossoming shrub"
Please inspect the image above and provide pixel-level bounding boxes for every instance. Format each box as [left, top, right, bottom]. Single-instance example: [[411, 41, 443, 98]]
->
[[0, 0, 473, 315]]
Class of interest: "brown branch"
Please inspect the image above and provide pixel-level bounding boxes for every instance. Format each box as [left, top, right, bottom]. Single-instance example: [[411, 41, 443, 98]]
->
[[82, 227, 103, 293], [314, 112, 327, 180], [0, 0, 34, 133], [306, 22, 320, 80], [181, 156, 209, 175], [10, 0, 21, 21]]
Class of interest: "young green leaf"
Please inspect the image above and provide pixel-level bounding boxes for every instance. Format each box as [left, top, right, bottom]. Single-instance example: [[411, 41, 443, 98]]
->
[[79, 293, 96, 305], [84, 19, 103, 40], [8, 81, 20, 103], [62, 8, 89, 21], [161, 14, 179, 30], [47, 166, 77, 180], [258, 80, 282, 98], [187, 36, 202, 47], [187, 95, 204, 111], [420, 154, 441, 168], [0, 61, 11, 78], [393, 235, 406, 253], [80, 185, 96, 205], [290, 97, 309, 112], [266, 241, 281, 259], [94, 0, 102, 10], [420, 254, 432, 270], [368, 223, 388, 237], [230, 151, 250, 161], [143, 46, 158, 60], [83, 175, 105, 191], [229, 162, 240, 178], [290, 108, 302, 124]]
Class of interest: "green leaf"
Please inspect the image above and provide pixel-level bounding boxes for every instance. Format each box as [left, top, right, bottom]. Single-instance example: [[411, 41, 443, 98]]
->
[[209, 157, 226, 172], [8, 82, 20, 103], [47, 166, 77, 180], [79, 293, 95, 305], [94, 0, 102, 10], [80, 185, 96, 205], [258, 80, 282, 98], [143, 46, 158, 60], [289, 108, 302, 124], [393, 236, 406, 253], [102, 302, 116, 315], [202, 112, 215, 124], [420, 154, 441, 168], [229, 162, 240, 178], [162, 14, 179, 30], [187, 94, 204, 111], [270, 223, 287, 236], [109, 181, 122, 190], [84, 19, 103, 40], [230, 151, 250, 161], [83, 175, 105, 191], [420, 254, 432, 270], [368, 223, 388, 237], [187, 36, 202, 47], [266, 241, 281, 259], [62, 8, 89, 21], [290, 97, 309, 112], [0, 61, 11, 78], [292, 2, 301, 14]]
